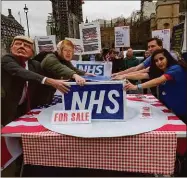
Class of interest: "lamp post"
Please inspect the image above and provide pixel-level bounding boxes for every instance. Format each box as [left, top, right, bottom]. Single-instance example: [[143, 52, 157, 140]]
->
[[23, 4, 30, 37]]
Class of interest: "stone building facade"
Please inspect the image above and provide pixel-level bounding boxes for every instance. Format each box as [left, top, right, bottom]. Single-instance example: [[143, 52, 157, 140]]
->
[[150, 0, 180, 32]]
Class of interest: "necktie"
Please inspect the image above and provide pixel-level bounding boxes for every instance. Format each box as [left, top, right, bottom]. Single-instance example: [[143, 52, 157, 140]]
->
[[20, 61, 31, 112]]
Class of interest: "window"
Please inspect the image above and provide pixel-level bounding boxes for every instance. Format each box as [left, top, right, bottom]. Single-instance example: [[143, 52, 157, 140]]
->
[[163, 23, 170, 29]]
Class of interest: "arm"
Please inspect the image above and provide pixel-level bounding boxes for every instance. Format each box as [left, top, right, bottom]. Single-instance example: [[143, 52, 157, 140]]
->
[[112, 67, 150, 80], [125, 72, 149, 80], [1, 55, 44, 83], [67, 62, 86, 76], [113, 63, 145, 76], [127, 67, 149, 75], [125, 75, 167, 91], [41, 54, 77, 79]]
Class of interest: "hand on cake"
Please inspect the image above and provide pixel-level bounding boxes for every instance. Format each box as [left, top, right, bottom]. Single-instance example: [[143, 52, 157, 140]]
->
[[85, 72, 96, 77], [124, 81, 137, 91], [111, 72, 119, 78], [45, 78, 70, 94], [73, 74, 86, 86], [112, 74, 126, 80]]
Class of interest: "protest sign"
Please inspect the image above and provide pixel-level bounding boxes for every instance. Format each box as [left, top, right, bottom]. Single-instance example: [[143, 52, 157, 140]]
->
[[115, 26, 130, 48], [171, 23, 184, 53], [72, 61, 112, 76], [79, 22, 101, 54], [65, 37, 84, 55], [152, 29, 170, 51], [34, 35, 57, 54], [61, 82, 127, 121]]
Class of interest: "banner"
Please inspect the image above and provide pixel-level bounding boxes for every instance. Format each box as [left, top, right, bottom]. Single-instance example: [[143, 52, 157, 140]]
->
[[152, 29, 171, 51], [171, 23, 184, 53], [65, 37, 84, 55], [61, 82, 127, 121], [79, 22, 101, 55], [34, 35, 57, 54], [72, 61, 112, 76], [115, 26, 130, 48]]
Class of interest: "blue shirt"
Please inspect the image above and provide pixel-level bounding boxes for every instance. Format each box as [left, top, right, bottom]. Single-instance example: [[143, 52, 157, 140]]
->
[[143, 56, 151, 68], [159, 65, 187, 116]]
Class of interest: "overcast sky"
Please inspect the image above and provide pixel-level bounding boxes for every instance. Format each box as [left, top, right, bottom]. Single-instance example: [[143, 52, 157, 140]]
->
[[2, 1, 140, 38]]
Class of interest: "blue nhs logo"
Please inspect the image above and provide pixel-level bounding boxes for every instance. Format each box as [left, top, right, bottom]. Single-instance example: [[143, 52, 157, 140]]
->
[[62, 82, 126, 121], [76, 64, 104, 76]]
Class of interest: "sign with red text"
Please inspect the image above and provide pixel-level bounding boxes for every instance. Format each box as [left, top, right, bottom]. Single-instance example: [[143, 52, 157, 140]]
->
[[51, 110, 91, 125], [115, 26, 130, 48], [152, 29, 170, 51]]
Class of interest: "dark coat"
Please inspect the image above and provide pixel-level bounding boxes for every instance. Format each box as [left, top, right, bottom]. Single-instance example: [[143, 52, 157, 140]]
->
[[1, 54, 54, 126]]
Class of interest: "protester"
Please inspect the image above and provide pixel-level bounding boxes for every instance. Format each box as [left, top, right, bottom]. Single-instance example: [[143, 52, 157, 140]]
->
[[124, 48, 187, 124], [112, 38, 163, 97], [143, 50, 150, 61], [41, 39, 94, 86], [1, 36, 71, 177], [123, 48, 139, 70], [1, 36, 70, 126], [106, 48, 124, 73], [112, 38, 163, 77]]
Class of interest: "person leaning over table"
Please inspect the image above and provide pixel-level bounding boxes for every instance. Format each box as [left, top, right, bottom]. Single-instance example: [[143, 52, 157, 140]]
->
[[1, 36, 70, 126], [41, 39, 94, 86], [112, 38, 163, 97], [124, 48, 187, 124]]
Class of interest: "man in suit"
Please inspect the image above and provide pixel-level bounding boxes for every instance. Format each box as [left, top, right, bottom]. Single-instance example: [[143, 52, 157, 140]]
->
[[1, 36, 70, 126]]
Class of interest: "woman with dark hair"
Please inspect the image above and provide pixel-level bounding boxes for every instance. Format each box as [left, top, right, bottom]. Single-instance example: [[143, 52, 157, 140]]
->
[[125, 48, 187, 123]]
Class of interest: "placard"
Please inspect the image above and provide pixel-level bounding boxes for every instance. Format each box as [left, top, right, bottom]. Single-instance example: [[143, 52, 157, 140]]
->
[[34, 35, 57, 54], [152, 29, 171, 51], [71, 61, 112, 76], [171, 23, 184, 53], [51, 110, 91, 124], [65, 37, 84, 55], [79, 22, 101, 55], [61, 81, 127, 121], [115, 26, 130, 48]]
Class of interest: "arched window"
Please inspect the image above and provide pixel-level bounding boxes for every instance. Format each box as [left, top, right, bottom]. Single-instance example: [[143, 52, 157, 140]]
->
[[163, 23, 170, 29]]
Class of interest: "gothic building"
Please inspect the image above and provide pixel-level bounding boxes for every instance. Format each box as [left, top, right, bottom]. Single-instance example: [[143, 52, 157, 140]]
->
[[50, 0, 84, 41], [1, 9, 24, 55]]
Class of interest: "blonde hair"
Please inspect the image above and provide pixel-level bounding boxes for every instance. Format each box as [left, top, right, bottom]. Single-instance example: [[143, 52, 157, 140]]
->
[[57, 39, 74, 55]]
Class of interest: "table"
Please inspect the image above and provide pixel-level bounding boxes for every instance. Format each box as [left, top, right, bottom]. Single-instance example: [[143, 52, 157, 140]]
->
[[1, 94, 186, 175]]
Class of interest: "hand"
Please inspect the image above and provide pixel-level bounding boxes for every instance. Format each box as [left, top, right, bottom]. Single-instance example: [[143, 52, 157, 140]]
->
[[85, 72, 96, 76], [124, 81, 137, 91], [111, 72, 119, 77], [45, 78, 70, 94], [73, 74, 86, 86], [112, 74, 126, 80]]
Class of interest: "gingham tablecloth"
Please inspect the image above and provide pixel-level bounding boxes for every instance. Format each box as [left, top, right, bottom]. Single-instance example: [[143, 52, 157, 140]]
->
[[2, 94, 185, 174], [22, 131, 177, 175]]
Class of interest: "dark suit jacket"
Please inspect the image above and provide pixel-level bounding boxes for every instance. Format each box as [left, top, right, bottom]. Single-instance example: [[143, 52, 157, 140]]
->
[[1, 54, 55, 126]]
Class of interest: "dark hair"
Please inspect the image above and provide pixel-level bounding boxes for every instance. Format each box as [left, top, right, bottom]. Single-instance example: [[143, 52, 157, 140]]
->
[[147, 38, 163, 47], [149, 48, 187, 79]]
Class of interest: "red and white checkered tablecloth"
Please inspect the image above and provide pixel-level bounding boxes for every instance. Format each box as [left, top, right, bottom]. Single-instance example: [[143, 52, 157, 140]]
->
[[2, 94, 186, 173], [22, 131, 177, 175]]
